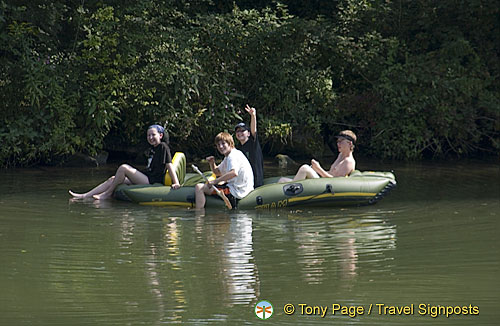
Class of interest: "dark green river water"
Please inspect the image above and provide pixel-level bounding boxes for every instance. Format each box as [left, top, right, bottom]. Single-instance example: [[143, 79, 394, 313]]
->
[[0, 159, 498, 325]]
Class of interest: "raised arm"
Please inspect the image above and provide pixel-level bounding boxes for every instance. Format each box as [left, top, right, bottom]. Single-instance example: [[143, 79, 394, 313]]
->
[[245, 104, 257, 137]]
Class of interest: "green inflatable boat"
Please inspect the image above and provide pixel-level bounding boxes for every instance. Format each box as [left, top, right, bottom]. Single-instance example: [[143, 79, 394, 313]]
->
[[114, 153, 397, 209]]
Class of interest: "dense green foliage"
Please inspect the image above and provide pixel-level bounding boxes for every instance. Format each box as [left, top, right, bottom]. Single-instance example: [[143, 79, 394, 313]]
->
[[1, 0, 498, 166]]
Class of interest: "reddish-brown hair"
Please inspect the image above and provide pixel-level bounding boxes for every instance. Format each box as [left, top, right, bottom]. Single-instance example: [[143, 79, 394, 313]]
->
[[214, 132, 235, 148]]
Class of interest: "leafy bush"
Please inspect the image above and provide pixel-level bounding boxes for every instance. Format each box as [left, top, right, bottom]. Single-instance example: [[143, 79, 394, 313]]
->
[[0, 14, 76, 166], [371, 39, 499, 159], [1, 0, 498, 167]]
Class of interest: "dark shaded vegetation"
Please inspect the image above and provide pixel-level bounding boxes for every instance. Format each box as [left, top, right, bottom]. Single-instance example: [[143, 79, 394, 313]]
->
[[1, 0, 498, 167]]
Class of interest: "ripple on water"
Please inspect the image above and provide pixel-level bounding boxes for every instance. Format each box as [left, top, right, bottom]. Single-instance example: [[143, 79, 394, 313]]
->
[[0, 162, 498, 325]]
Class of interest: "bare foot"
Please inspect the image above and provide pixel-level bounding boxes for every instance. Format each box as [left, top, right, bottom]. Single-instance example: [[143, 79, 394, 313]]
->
[[69, 190, 87, 199], [93, 192, 112, 200]]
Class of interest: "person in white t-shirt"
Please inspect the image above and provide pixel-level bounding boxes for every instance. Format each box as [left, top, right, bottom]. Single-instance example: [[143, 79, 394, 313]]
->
[[195, 132, 254, 209]]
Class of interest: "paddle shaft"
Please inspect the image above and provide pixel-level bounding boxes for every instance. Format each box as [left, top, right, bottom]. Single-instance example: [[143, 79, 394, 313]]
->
[[191, 165, 232, 209]]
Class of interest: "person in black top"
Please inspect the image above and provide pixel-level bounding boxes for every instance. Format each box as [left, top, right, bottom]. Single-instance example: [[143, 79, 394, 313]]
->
[[69, 124, 180, 200], [234, 105, 264, 187], [142, 128, 177, 185]]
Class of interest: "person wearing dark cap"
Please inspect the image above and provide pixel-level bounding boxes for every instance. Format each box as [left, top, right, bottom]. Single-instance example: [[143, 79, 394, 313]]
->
[[234, 104, 264, 187], [278, 130, 357, 183]]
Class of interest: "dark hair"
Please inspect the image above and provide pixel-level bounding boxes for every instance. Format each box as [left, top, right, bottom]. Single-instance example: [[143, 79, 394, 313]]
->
[[234, 122, 249, 131], [148, 124, 169, 144]]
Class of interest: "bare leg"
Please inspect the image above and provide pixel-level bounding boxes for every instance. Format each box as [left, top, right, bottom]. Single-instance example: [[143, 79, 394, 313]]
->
[[279, 164, 319, 183], [93, 164, 149, 200], [293, 164, 320, 181], [195, 183, 206, 209], [69, 177, 115, 199], [195, 183, 213, 209]]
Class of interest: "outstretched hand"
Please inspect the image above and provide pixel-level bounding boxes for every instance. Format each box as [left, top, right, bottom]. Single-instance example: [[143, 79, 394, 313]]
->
[[245, 104, 256, 116], [171, 183, 181, 190]]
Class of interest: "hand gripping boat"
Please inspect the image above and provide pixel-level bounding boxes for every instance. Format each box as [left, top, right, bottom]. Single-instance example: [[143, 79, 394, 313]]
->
[[114, 152, 397, 209]]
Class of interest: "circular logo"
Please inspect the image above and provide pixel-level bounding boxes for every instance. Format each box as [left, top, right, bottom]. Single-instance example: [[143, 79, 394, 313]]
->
[[255, 300, 274, 320]]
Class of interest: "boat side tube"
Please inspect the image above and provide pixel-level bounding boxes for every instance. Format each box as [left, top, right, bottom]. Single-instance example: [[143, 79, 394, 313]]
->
[[240, 173, 396, 209], [115, 170, 397, 209]]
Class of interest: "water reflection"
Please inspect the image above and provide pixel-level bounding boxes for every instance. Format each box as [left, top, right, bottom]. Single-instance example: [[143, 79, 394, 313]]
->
[[1, 160, 498, 325], [222, 213, 260, 305], [258, 209, 397, 287], [194, 210, 260, 306], [142, 215, 186, 324]]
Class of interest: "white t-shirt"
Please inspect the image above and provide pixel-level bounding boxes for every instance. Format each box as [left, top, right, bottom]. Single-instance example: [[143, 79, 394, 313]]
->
[[219, 148, 254, 199]]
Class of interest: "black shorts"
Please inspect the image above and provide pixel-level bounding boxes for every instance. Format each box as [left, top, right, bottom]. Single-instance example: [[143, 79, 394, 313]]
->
[[145, 174, 164, 184], [211, 184, 239, 208]]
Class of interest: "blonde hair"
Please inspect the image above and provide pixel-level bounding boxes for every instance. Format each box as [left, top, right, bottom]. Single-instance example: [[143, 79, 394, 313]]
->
[[338, 130, 357, 151], [214, 132, 235, 148]]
